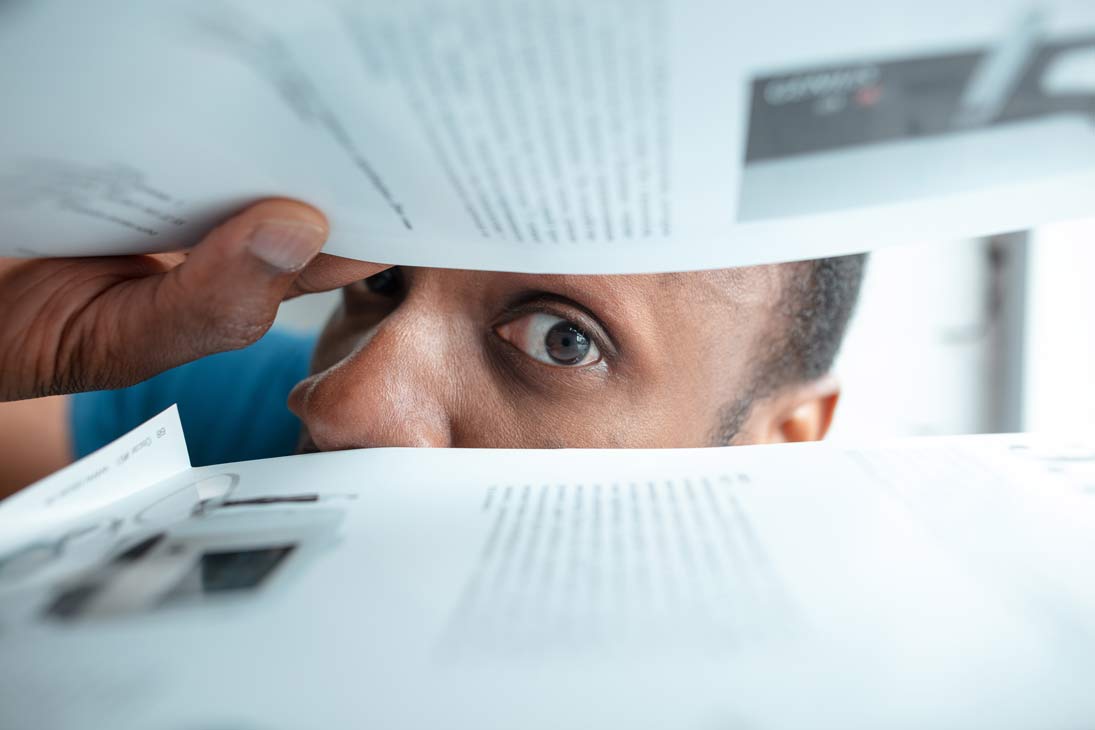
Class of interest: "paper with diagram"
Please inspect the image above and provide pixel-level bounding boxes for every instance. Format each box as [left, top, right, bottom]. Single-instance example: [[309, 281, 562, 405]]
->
[[3, 408, 1095, 728], [0, 0, 1092, 272]]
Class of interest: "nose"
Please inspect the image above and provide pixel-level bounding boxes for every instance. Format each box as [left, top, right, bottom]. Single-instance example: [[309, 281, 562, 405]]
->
[[288, 312, 455, 450]]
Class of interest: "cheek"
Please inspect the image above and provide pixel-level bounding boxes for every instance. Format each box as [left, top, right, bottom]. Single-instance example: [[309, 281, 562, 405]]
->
[[459, 393, 668, 448], [445, 371, 608, 448], [614, 380, 727, 447]]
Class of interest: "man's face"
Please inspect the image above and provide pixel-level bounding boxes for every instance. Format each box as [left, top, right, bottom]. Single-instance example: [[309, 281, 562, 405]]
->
[[288, 265, 839, 451]]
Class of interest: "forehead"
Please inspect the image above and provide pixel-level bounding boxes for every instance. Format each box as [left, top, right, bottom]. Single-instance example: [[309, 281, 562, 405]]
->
[[473, 264, 788, 317]]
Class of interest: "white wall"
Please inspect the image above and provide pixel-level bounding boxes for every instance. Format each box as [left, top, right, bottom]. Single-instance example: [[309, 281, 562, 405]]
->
[[828, 238, 998, 440], [1022, 218, 1095, 435]]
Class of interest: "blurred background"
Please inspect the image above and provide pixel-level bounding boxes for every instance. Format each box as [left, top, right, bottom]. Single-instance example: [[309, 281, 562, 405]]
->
[[274, 219, 1095, 441], [830, 218, 1095, 440]]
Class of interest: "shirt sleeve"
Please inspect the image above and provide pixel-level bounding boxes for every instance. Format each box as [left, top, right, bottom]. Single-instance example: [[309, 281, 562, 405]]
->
[[70, 329, 317, 467]]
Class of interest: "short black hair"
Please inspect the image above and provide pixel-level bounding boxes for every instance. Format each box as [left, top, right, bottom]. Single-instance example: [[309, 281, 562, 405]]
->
[[713, 253, 867, 444], [767, 253, 868, 386]]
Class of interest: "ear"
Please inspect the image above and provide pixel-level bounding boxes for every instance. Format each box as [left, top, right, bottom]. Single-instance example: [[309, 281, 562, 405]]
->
[[745, 375, 841, 444]]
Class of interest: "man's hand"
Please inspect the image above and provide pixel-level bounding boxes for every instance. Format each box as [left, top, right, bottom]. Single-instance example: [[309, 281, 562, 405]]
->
[[0, 198, 386, 402]]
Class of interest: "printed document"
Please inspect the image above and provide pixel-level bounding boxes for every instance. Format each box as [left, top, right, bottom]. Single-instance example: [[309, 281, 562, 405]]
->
[[0, 0, 1093, 272], [2, 409, 1095, 728]]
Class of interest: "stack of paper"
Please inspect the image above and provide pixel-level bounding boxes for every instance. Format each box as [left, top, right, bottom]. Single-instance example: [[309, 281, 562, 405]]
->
[[2, 408, 1095, 728], [0, 0, 1092, 271]]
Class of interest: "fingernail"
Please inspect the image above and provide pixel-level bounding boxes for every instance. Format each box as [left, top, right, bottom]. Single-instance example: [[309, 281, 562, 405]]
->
[[247, 219, 327, 272]]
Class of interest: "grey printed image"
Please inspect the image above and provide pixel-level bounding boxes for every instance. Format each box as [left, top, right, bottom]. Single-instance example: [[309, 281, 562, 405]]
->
[[738, 14, 1095, 221], [44, 505, 344, 621], [27, 472, 354, 622]]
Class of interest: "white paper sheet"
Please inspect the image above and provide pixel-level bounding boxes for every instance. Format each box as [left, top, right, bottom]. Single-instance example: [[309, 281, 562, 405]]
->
[[2, 419, 1095, 729], [1, 0, 1093, 273], [0, 405, 190, 549]]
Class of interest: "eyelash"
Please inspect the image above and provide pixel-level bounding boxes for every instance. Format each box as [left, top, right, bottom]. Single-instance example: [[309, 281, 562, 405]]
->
[[495, 301, 613, 365], [343, 278, 616, 370]]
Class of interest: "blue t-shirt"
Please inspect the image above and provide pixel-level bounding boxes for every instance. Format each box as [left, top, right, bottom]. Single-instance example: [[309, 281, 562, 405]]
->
[[71, 330, 316, 466]]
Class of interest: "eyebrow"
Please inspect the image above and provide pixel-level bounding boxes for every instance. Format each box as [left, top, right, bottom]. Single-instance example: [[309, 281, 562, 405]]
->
[[659, 266, 784, 308], [507, 289, 605, 321]]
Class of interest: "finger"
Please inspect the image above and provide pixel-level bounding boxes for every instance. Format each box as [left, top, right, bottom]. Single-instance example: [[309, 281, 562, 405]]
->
[[137, 198, 329, 360], [287, 253, 391, 299]]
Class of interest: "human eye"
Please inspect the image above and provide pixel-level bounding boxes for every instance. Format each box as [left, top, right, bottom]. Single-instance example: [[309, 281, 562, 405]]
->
[[494, 312, 602, 367], [361, 267, 404, 298], [342, 266, 406, 318]]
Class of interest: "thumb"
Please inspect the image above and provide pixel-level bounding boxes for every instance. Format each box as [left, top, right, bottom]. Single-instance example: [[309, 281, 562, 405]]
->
[[150, 198, 328, 359]]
